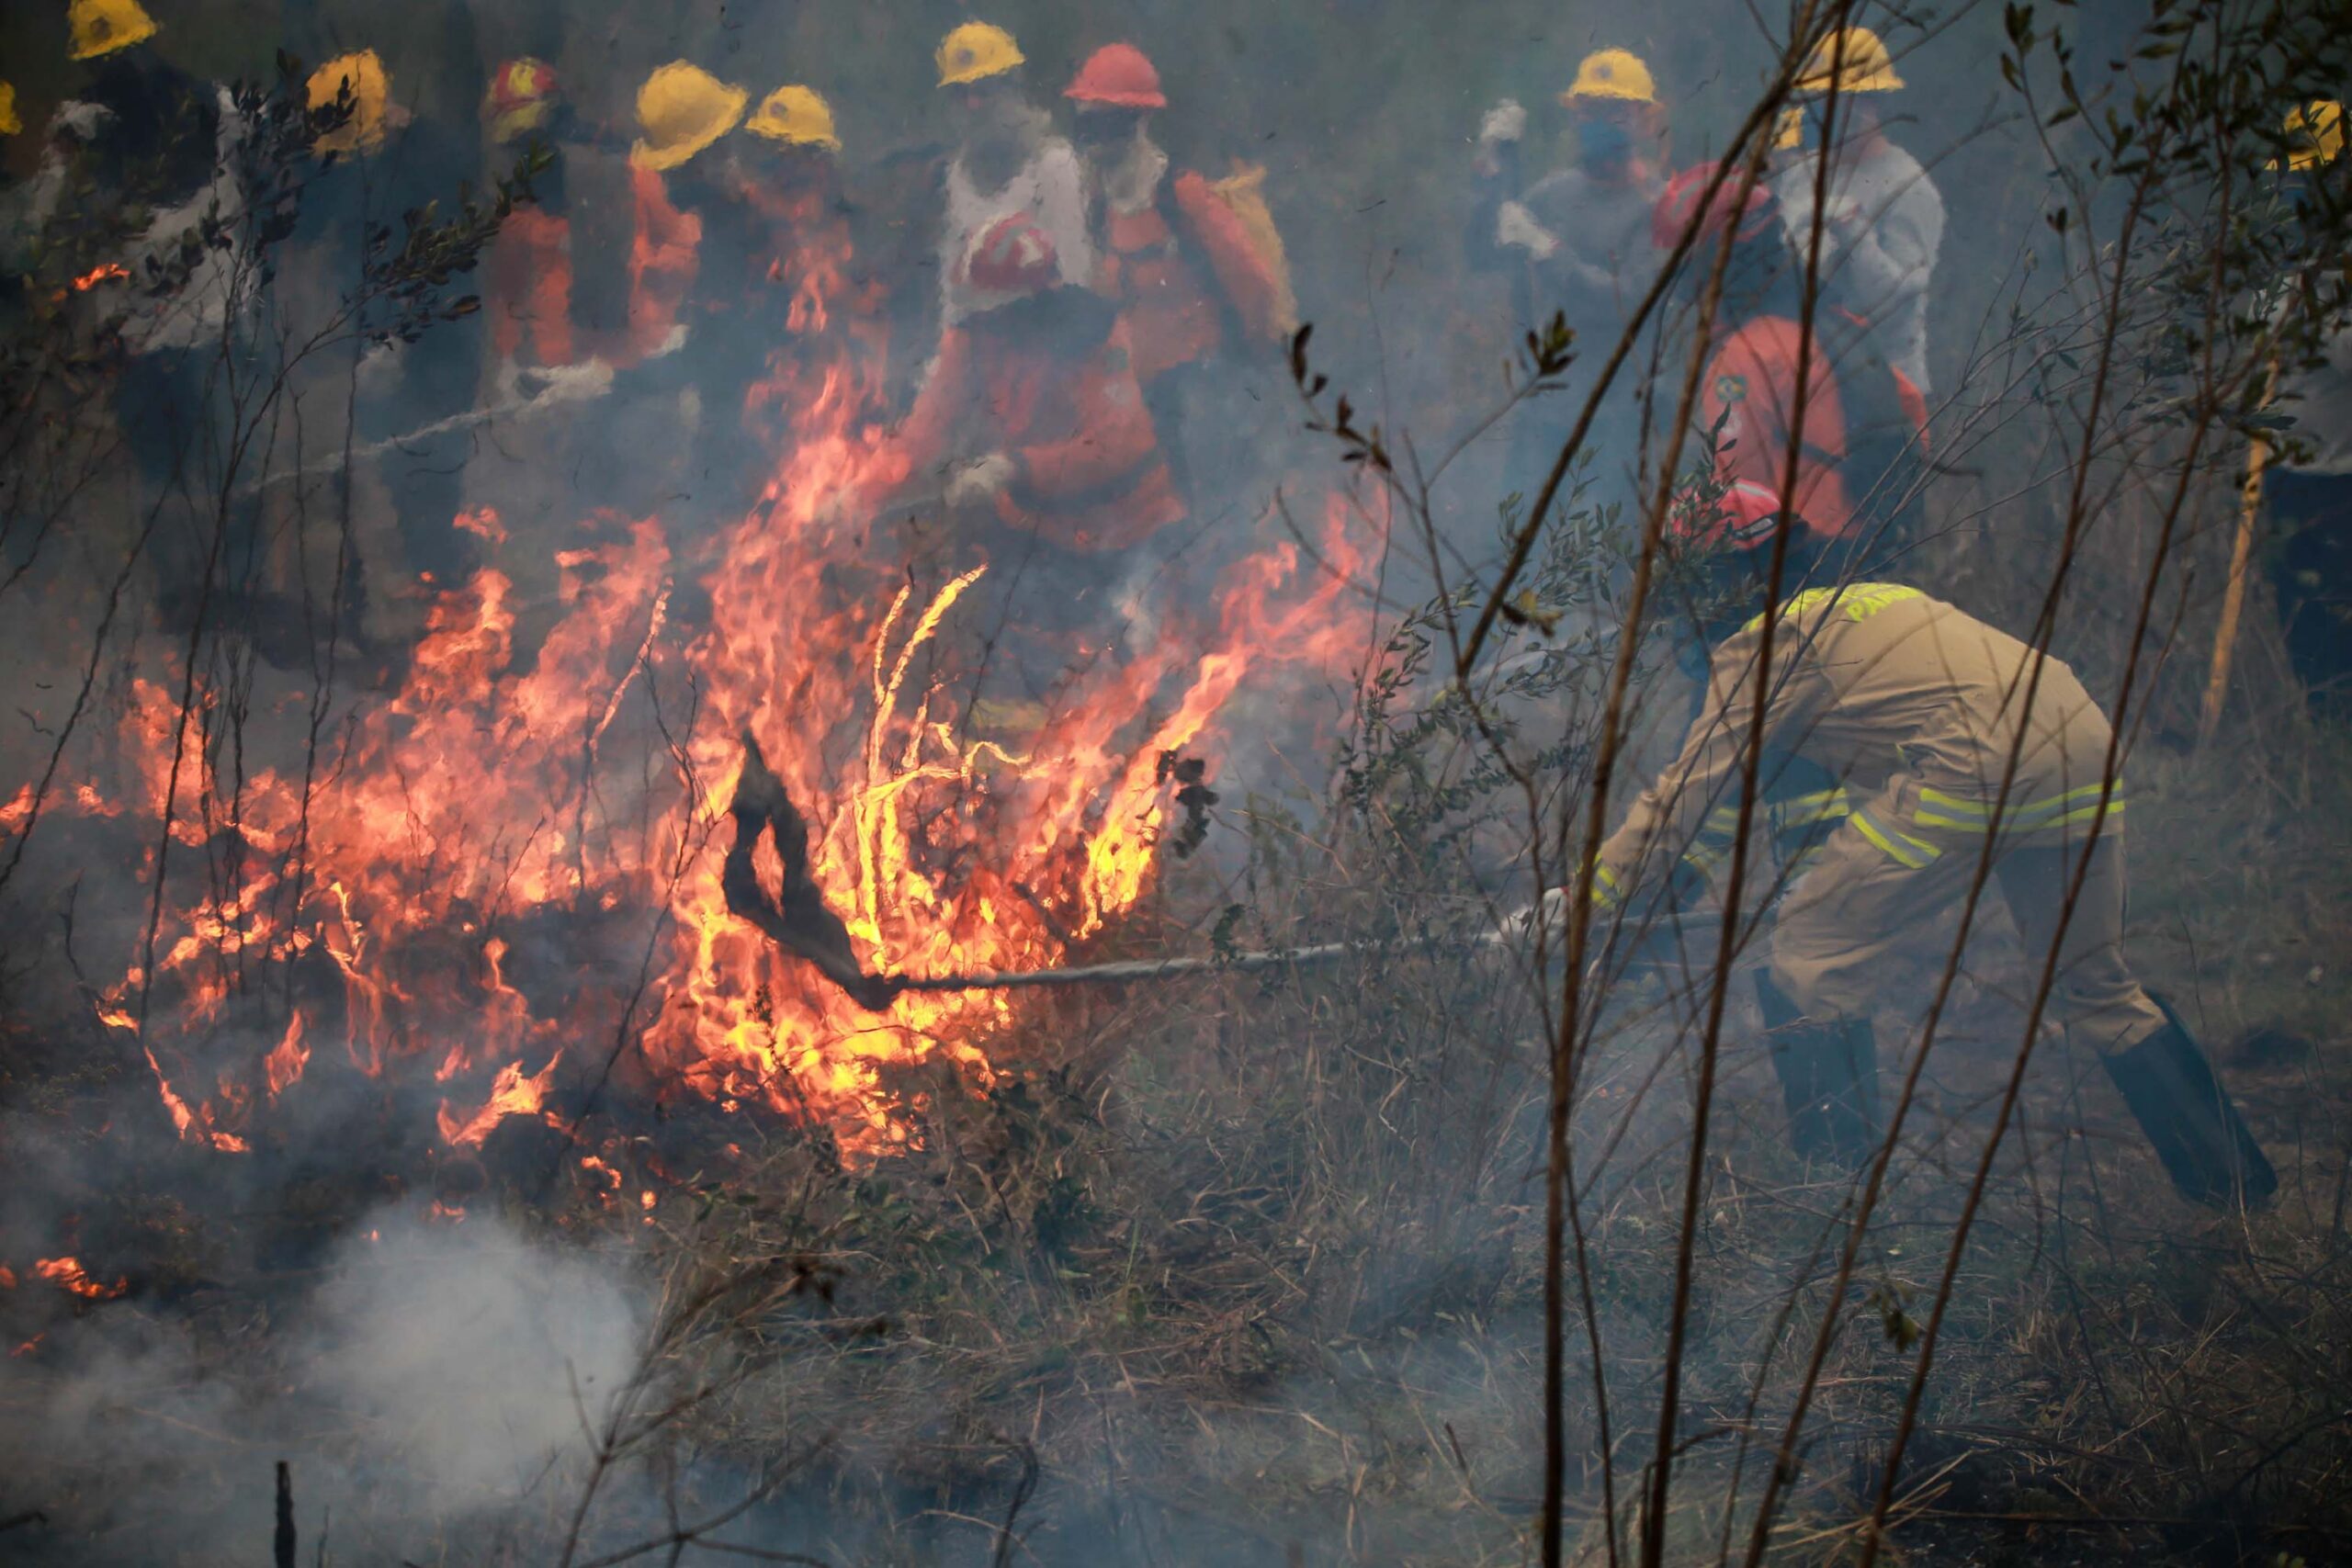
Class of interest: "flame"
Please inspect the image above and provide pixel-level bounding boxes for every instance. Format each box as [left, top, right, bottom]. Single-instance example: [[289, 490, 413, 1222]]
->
[[265, 1011, 310, 1100], [579, 1155, 623, 1207], [35, 1257, 127, 1300], [436, 1054, 561, 1148], [23, 209, 1384, 1163], [0, 1264, 15, 1289], [73, 262, 130, 292]]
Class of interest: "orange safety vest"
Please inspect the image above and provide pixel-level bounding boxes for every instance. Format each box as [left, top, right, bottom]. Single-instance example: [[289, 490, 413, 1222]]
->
[[890, 314, 1186, 552], [620, 164, 702, 367], [1092, 170, 1286, 383], [484, 205, 577, 367]]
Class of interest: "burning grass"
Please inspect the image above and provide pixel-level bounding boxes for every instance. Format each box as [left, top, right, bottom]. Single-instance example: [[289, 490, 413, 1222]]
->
[[3, 709, 2351, 1563]]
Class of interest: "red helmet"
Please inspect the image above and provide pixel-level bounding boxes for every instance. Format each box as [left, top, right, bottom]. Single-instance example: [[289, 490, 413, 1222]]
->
[[967, 213, 1059, 296], [485, 57, 560, 143], [1675, 480, 1789, 555], [1652, 161, 1779, 251], [1065, 43, 1167, 109]]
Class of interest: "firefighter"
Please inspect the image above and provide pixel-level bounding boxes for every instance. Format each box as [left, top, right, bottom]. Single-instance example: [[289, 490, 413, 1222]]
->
[[620, 62, 745, 368], [686, 85, 875, 517], [33, 1, 231, 499], [1771, 26, 1946, 402], [2261, 101, 2352, 715], [582, 61, 746, 524], [1472, 48, 1668, 509], [295, 50, 492, 607], [1535, 502, 2278, 1208], [464, 60, 615, 556], [862, 214, 1185, 728], [934, 22, 1093, 328], [1063, 42, 1291, 514], [1663, 161, 1928, 548], [480, 59, 588, 395], [56, 0, 208, 213]]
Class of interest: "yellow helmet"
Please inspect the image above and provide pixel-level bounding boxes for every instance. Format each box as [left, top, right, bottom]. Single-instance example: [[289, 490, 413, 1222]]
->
[[1796, 26, 1905, 96], [1774, 104, 1804, 151], [69, 0, 160, 62], [309, 51, 394, 156], [1562, 49, 1657, 107], [631, 62, 748, 172], [0, 83, 20, 138], [937, 22, 1023, 88], [2276, 100, 2346, 172], [745, 84, 840, 150]]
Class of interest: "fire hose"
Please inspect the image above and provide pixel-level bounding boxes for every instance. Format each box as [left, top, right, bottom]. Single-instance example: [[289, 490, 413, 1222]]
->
[[720, 734, 1731, 1010], [235, 364, 613, 498]]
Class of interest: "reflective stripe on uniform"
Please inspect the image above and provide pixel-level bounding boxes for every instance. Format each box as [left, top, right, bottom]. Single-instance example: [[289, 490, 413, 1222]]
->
[[1770, 788, 1851, 836], [1851, 807, 1942, 869], [1688, 787, 1851, 880], [1913, 782, 2126, 834], [1700, 788, 1849, 843], [1744, 582, 1924, 636]]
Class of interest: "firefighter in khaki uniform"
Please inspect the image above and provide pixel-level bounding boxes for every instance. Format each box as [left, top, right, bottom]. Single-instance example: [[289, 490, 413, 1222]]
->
[[1562, 499, 2277, 1207]]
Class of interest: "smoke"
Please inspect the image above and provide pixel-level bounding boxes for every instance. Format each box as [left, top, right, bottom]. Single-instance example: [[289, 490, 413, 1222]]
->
[[0, 1207, 642, 1564]]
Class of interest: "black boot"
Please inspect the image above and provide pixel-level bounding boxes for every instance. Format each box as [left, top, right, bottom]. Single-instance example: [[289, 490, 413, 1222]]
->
[[2101, 996, 2278, 1208], [1756, 975, 1883, 1168]]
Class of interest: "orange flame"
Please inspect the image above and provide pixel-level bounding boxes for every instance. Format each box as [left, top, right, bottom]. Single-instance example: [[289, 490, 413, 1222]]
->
[[265, 1011, 310, 1101], [35, 1257, 126, 1301], [435, 1055, 561, 1148], [27, 210, 1385, 1163], [73, 262, 130, 292]]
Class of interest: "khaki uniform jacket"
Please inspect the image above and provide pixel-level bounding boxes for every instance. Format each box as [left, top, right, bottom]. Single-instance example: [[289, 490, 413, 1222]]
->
[[1598, 584, 2120, 899]]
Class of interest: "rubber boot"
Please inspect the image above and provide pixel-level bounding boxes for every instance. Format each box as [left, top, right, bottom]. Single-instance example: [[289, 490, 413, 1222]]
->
[[1756, 974, 1883, 1168], [2100, 996, 2278, 1208]]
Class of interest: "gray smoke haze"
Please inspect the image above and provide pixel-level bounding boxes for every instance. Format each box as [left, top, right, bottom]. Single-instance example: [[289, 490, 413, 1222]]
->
[[0, 1208, 642, 1563]]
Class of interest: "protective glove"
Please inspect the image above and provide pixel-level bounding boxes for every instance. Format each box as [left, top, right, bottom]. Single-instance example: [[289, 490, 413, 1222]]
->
[[1498, 886, 1568, 942], [355, 338, 403, 393], [944, 451, 1017, 508], [1478, 98, 1528, 150], [1496, 199, 1562, 261], [49, 100, 115, 145], [1474, 98, 1527, 178]]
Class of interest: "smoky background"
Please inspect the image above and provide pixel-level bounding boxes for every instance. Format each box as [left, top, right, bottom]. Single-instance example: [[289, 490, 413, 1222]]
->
[[0, 0, 2348, 1565]]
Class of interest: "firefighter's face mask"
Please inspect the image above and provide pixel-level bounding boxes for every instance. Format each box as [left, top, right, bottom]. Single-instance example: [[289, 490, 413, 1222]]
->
[[956, 77, 1021, 126], [1071, 105, 1144, 151]]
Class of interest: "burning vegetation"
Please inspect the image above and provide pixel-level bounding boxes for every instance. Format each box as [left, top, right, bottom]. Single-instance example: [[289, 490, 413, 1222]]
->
[[4, 2, 2352, 1566]]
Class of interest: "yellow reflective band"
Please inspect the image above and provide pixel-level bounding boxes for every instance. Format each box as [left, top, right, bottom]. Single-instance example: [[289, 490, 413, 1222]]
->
[[1914, 785, 2127, 834], [2045, 800, 2126, 829], [1917, 786, 1993, 818], [1744, 583, 1923, 636], [2024, 783, 2120, 812], [1769, 788, 1851, 830], [1593, 863, 1623, 908], [1853, 810, 1940, 869]]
